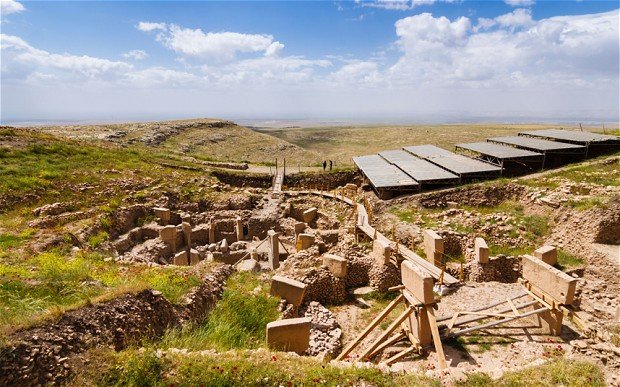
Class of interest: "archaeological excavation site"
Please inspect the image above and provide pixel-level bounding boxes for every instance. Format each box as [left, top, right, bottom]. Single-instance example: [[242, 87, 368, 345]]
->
[[0, 122, 618, 387]]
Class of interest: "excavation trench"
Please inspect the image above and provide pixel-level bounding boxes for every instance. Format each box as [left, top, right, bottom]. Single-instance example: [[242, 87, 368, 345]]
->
[[0, 264, 234, 386]]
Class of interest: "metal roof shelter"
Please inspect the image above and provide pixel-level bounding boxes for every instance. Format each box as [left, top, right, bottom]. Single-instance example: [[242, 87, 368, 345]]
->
[[519, 129, 620, 157], [353, 155, 419, 197], [487, 136, 586, 168], [378, 149, 459, 186], [487, 136, 585, 153], [455, 142, 544, 170], [519, 129, 619, 144], [403, 145, 502, 181]]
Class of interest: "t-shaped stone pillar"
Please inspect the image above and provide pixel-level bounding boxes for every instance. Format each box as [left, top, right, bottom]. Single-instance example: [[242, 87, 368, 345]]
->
[[181, 222, 192, 251], [423, 229, 444, 267], [235, 217, 244, 242], [208, 221, 216, 244], [159, 225, 177, 255], [268, 230, 280, 270]]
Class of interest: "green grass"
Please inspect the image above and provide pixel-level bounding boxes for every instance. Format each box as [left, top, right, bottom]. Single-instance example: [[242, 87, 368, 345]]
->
[[566, 197, 607, 210], [0, 250, 203, 334], [458, 359, 605, 387], [88, 231, 109, 249], [0, 229, 34, 250], [556, 249, 585, 270], [521, 153, 620, 187], [81, 348, 441, 387], [158, 272, 279, 351]]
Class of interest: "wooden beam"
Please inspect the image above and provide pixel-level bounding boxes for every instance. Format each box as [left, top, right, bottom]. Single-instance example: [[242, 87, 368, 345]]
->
[[335, 294, 404, 361], [443, 306, 550, 338], [438, 300, 538, 329], [366, 332, 406, 360], [360, 307, 414, 360], [383, 346, 416, 365], [426, 306, 447, 370], [507, 298, 520, 317], [437, 293, 527, 322]]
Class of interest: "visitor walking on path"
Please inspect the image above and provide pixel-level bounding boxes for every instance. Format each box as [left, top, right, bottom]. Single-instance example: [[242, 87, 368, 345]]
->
[[329, 160, 333, 172], [322, 160, 327, 172]]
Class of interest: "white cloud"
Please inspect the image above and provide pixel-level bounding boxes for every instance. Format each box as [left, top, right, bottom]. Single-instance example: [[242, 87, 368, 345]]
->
[[122, 49, 149, 60], [140, 23, 284, 62], [201, 56, 332, 85], [495, 8, 534, 29], [412, 0, 436, 6], [370, 0, 412, 10], [136, 21, 167, 32], [505, 0, 535, 7], [1, 0, 25, 15], [124, 67, 199, 87], [362, 0, 456, 10], [329, 61, 381, 85], [1, 10, 618, 123], [389, 10, 619, 88], [1, 34, 132, 79]]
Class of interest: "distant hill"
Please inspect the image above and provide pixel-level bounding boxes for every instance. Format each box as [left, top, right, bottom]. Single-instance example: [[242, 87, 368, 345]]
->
[[27, 118, 321, 166]]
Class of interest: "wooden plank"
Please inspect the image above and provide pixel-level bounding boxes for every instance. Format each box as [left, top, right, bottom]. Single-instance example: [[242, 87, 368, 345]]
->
[[522, 254, 577, 304], [444, 306, 549, 338], [335, 294, 404, 361], [366, 332, 406, 359], [507, 298, 520, 317], [398, 245, 459, 285], [426, 306, 447, 370], [440, 300, 538, 329], [384, 346, 416, 365], [360, 307, 414, 360], [437, 293, 527, 322]]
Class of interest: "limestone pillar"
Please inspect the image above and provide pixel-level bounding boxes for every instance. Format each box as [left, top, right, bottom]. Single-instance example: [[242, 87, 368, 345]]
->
[[181, 222, 192, 251], [235, 217, 244, 242], [268, 230, 280, 270]]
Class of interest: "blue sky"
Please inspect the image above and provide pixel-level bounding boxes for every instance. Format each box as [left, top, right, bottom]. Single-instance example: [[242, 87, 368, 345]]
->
[[1, 0, 619, 124]]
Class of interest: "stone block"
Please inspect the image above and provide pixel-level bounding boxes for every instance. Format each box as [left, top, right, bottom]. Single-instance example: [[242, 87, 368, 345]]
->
[[189, 249, 200, 265], [475, 237, 489, 264], [423, 229, 443, 267], [270, 275, 307, 307], [302, 207, 317, 223], [238, 259, 260, 272], [266, 317, 311, 354], [173, 251, 188, 266], [296, 233, 315, 251], [522, 254, 577, 305], [323, 254, 347, 278], [318, 229, 340, 246], [159, 225, 177, 253], [181, 222, 192, 248], [401, 260, 434, 305], [191, 225, 209, 246], [372, 238, 392, 265], [534, 245, 558, 266], [447, 201, 458, 209], [220, 239, 229, 253], [153, 207, 170, 225], [294, 222, 306, 237]]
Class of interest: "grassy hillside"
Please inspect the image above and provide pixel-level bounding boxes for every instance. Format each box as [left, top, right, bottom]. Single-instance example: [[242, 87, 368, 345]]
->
[[27, 119, 320, 166], [0, 127, 230, 334]]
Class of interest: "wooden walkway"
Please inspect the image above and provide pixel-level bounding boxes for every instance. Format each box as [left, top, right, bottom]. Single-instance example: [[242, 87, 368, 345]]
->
[[293, 190, 459, 286], [272, 168, 284, 194]]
